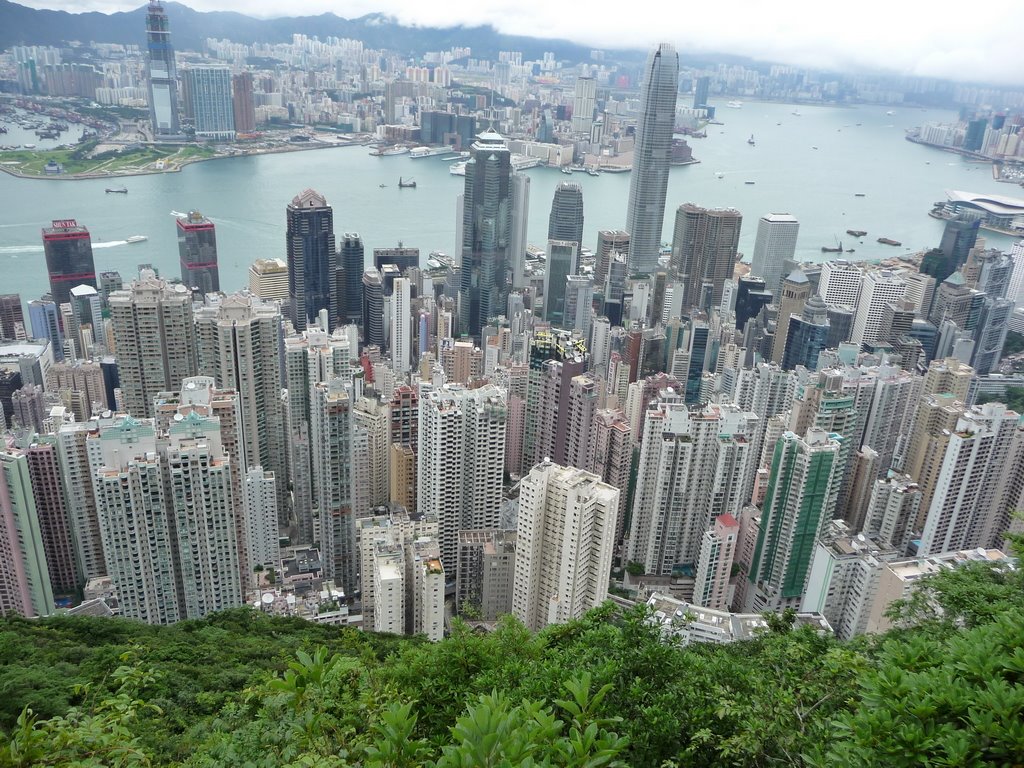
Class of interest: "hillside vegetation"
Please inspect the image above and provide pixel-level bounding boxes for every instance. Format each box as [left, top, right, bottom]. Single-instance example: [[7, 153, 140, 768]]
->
[[0, 555, 1022, 767]]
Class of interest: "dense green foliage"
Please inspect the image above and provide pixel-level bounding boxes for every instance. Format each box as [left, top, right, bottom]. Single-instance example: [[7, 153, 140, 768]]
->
[[1003, 331, 1024, 358], [1, 557, 1022, 767]]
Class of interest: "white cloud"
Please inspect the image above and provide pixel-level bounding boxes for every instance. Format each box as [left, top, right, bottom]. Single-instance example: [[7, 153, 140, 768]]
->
[[19, 0, 1024, 86]]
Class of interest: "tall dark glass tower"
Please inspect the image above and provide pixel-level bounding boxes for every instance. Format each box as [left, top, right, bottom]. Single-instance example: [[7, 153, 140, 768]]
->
[[339, 233, 365, 327], [547, 182, 584, 247], [459, 128, 512, 340], [287, 189, 337, 331], [42, 219, 96, 308], [624, 43, 679, 275], [145, 1, 181, 139], [176, 211, 219, 294]]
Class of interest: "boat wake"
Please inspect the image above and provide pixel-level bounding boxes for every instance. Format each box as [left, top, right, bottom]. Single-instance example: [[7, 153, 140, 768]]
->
[[94, 240, 130, 249], [0, 244, 43, 255]]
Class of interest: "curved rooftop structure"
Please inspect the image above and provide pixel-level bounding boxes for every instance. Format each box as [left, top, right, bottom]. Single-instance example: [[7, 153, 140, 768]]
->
[[946, 190, 1024, 215]]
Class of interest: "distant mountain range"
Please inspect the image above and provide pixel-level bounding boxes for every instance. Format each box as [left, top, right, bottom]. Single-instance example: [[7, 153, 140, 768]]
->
[[0, 0, 634, 64]]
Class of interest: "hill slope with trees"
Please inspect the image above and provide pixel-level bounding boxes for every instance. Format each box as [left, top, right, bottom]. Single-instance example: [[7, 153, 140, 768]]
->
[[0, 553, 1022, 767]]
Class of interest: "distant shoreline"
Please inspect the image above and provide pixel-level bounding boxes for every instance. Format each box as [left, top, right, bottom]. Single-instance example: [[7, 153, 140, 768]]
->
[[0, 140, 361, 181]]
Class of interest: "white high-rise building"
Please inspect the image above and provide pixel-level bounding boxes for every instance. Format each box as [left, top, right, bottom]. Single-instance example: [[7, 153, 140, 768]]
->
[[354, 395, 390, 512], [409, 537, 445, 640], [748, 213, 799, 296], [108, 270, 197, 418], [194, 293, 287, 513], [418, 384, 506, 568], [920, 403, 1022, 555], [851, 270, 907, 346], [693, 514, 740, 610], [1008, 240, 1024, 308], [162, 411, 240, 619], [390, 277, 411, 374], [513, 460, 619, 631], [357, 507, 438, 631], [818, 260, 863, 307], [91, 417, 179, 624], [284, 327, 355, 544], [571, 75, 596, 135], [243, 467, 279, 571], [628, 396, 757, 576], [311, 379, 357, 592], [510, 173, 531, 290]]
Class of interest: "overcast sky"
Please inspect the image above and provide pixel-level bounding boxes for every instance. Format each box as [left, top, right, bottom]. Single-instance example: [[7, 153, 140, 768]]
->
[[19, 0, 1024, 86]]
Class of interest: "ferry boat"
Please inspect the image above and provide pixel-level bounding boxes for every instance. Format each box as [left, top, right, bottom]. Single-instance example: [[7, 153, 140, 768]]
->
[[408, 146, 449, 158], [449, 161, 467, 176], [726, 101, 743, 109], [561, 167, 573, 175], [380, 146, 410, 156], [126, 235, 147, 244]]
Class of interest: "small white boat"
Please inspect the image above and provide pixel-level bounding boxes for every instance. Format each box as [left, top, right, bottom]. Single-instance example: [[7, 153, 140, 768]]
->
[[126, 235, 147, 244]]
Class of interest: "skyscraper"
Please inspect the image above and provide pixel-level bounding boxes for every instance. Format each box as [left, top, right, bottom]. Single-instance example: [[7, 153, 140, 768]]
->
[[42, 219, 96, 308], [194, 293, 287, 515], [0, 448, 54, 618], [28, 298, 61, 361], [390, 277, 412, 374], [231, 72, 255, 134], [459, 129, 512, 339], [624, 43, 679, 274], [571, 76, 596, 135], [145, 1, 181, 138], [746, 429, 843, 612], [512, 460, 618, 631], [0, 295, 26, 341], [594, 230, 629, 290], [418, 384, 506, 568], [362, 269, 385, 348], [287, 189, 337, 332], [769, 270, 810, 364], [544, 240, 579, 328], [851, 270, 906, 346], [176, 211, 219, 294], [548, 182, 585, 246], [510, 173, 531, 290], [108, 270, 197, 418], [669, 204, 743, 312], [749, 213, 799, 296], [184, 66, 235, 140], [339, 234, 365, 326], [628, 397, 756, 576]]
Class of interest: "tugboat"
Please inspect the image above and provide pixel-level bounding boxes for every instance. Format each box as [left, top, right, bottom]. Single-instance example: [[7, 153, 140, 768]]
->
[[398, 177, 416, 189], [821, 237, 844, 254], [747, 134, 755, 146], [105, 187, 128, 194]]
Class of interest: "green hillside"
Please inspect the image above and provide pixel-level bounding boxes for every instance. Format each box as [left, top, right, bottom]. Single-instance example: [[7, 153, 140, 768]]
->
[[1, 553, 1022, 767]]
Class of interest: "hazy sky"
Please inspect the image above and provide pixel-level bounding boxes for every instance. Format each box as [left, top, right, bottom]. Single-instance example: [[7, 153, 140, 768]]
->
[[19, 0, 1024, 86]]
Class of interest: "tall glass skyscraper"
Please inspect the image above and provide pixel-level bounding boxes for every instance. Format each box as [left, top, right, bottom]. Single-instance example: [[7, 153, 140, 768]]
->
[[339, 234, 365, 327], [176, 211, 219, 294], [459, 129, 512, 340], [287, 189, 337, 331], [41, 219, 96, 308], [145, 1, 180, 139], [547, 182, 584, 247], [624, 43, 679, 275]]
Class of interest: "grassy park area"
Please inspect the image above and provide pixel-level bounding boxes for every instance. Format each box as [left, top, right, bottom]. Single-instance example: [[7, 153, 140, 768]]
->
[[0, 142, 216, 178]]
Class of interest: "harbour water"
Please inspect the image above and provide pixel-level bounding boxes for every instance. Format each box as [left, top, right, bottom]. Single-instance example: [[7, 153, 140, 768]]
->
[[0, 101, 1019, 309]]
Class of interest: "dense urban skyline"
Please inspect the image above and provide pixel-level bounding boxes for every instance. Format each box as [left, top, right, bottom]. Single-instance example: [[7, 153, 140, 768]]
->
[[6, 0, 1024, 86]]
